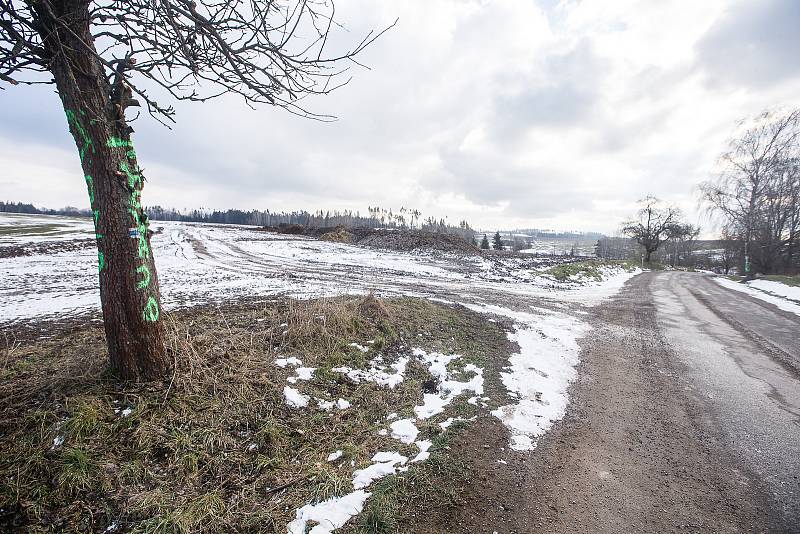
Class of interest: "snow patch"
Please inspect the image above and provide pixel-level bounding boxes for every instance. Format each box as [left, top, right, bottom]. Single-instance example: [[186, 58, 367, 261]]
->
[[464, 303, 590, 451], [287, 367, 315, 383], [748, 279, 800, 302], [287, 490, 371, 534], [332, 356, 408, 389], [411, 440, 432, 463], [275, 357, 302, 368], [352, 451, 408, 489], [389, 419, 419, 444], [283, 386, 310, 408], [411, 349, 484, 419], [716, 277, 800, 317]]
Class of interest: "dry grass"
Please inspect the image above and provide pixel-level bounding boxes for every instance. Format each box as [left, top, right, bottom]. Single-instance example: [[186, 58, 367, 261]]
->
[[319, 227, 355, 244], [0, 295, 497, 533]]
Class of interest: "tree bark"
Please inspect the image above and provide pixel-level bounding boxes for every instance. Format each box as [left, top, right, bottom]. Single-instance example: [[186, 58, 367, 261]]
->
[[34, 0, 167, 380]]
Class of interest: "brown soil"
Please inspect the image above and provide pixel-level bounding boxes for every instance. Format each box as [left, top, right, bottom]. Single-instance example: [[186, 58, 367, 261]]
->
[[262, 224, 479, 254], [0, 238, 94, 259], [351, 228, 477, 254], [319, 226, 356, 244]]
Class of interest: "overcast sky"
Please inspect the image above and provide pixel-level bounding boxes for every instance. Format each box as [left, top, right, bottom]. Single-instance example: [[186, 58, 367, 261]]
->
[[2, 0, 800, 234]]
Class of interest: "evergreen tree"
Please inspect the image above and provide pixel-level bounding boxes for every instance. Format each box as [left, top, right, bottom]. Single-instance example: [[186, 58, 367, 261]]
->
[[480, 234, 491, 250], [493, 231, 503, 250]]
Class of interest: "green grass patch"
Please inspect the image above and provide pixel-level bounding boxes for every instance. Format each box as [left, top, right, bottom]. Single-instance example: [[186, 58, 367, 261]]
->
[[353, 431, 467, 534], [546, 260, 609, 281], [546, 259, 644, 282]]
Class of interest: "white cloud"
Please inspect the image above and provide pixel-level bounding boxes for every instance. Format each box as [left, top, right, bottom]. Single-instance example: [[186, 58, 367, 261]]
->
[[2, 0, 800, 234]]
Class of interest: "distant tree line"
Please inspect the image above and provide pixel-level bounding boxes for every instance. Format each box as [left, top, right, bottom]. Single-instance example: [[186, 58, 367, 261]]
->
[[595, 234, 720, 271], [146, 205, 475, 239], [510, 228, 603, 240], [1, 201, 91, 217], [2, 201, 475, 241]]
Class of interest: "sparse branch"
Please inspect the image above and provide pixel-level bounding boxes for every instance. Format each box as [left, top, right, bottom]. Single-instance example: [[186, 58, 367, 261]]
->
[[1, 0, 393, 121]]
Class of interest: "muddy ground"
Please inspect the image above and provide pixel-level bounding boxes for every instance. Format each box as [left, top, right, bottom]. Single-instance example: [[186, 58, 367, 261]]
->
[[419, 273, 791, 533]]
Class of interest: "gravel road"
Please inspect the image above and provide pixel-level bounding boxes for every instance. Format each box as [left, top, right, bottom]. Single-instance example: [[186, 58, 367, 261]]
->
[[512, 271, 798, 533]]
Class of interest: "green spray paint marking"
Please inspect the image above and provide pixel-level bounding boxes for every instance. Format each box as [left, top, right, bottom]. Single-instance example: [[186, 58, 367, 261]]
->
[[66, 110, 105, 274], [106, 137, 130, 148], [107, 137, 137, 160], [65, 110, 94, 163], [118, 155, 152, 261], [85, 175, 95, 204], [109, 134, 160, 322], [143, 296, 159, 322], [119, 160, 142, 189], [136, 264, 151, 290]]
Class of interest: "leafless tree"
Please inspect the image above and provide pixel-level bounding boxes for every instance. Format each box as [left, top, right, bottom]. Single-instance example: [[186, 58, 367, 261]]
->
[[621, 196, 682, 263], [511, 235, 529, 252], [0, 0, 392, 380], [718, 227, 740, 275], [700, 109, 800, 276], [665, 222, 700, 268]]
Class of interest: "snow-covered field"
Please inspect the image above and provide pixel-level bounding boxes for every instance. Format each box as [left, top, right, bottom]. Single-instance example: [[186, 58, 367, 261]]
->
[[1, 213, 632, 324], [714, 276, 800, 317], [518, 237, 597, 257], [1, 213, 639, 533]]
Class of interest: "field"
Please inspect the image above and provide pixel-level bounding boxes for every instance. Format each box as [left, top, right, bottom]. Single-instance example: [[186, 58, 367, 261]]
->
[[1, 213, 621, 326], [0, 213, 639, 533]]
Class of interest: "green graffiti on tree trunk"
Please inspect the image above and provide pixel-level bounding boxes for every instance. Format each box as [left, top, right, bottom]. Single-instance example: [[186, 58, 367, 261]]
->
[[85, 174, 95, 204], [143, 296, 159, 322], [65, 110, 94, 164], [64, 108, 161, 323], [107, 137, 137, 160], [109, 135, 159, 322], [136, 264, 151, 290], [65, 110, 105, 274]]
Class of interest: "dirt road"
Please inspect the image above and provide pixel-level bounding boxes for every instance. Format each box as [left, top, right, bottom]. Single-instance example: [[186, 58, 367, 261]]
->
[[491, 271, 798, 533]]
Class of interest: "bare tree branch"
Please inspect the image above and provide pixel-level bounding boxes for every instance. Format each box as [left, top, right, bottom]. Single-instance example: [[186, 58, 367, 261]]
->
[[0, 0, 394, 122]]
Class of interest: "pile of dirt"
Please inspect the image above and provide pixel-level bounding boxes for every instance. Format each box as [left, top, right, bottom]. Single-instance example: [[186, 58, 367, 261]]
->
[[264, 223, 305, 235], [0, 238, 94, 259], [351, 228, 478, 254], [318, 226, 355, 244], [260, 224, 479, 254]]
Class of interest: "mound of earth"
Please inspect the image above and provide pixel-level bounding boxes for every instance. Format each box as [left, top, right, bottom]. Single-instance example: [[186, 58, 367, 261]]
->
[[318, 226, 355, 243], [350, 228, 478, 253], [264, 224, 479, 254], [0, 238, 94, 259]]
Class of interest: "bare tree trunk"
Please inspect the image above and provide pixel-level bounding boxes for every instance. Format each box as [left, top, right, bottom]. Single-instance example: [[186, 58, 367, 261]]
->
[[35, 0, 167, 380]]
